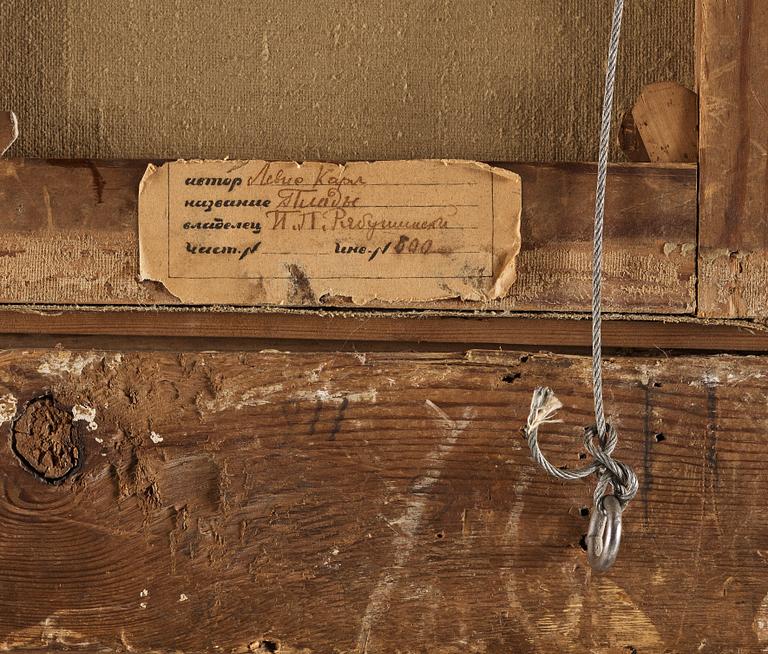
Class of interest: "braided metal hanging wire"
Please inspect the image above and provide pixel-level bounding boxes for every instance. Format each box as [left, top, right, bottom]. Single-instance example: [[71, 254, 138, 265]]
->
[[524, 0, 638, 572]]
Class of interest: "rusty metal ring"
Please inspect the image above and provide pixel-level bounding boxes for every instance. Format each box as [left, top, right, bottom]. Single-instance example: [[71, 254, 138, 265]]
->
[[586, 494, 622, 572]]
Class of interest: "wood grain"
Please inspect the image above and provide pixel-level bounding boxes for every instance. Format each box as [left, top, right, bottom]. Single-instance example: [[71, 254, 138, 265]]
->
[[698, 0, 768, 318], [4, 308, 768, 353], [0, 347, 766, 652], [631, 82, 698, 164], [0, 159, 697, 314]]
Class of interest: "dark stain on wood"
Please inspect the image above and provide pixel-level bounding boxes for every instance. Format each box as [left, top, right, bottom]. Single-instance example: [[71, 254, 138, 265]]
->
[[642, 383, 653, 528], [308, 399, 322, 436], [618, 108, 650, 162], [329, 396, 349, 441], [705, 380, 720, 488], [86, 160, 106, 205]]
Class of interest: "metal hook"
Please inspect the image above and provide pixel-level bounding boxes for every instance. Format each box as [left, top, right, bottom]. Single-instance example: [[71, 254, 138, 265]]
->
[[586, 494, 622, 572]]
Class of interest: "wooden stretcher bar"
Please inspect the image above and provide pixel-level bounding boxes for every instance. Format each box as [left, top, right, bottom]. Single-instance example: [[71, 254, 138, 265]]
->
[[697, 0, 768, 319], [2, 308, 768, 353], [0, 159, 697, 315]]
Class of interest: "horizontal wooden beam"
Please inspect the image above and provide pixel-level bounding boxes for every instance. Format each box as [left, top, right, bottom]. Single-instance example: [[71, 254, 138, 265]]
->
[[0, 159, 697, 314], [0, 347, 765, 651], [3, 307, 768, 353]]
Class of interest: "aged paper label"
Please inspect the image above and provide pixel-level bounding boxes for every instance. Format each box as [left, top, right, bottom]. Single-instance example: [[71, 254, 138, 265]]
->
[[138, 159, 521, 305]]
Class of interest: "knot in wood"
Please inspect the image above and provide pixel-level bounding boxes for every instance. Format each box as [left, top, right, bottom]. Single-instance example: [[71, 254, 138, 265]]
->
[[11, 396, 81, 483]]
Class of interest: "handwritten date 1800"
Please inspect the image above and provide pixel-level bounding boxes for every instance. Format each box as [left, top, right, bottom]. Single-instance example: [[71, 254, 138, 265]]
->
[[336, 236, 435, 262]]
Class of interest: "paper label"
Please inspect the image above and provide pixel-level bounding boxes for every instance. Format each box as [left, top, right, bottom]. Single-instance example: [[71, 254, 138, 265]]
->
[[138, 159, 521, 305]]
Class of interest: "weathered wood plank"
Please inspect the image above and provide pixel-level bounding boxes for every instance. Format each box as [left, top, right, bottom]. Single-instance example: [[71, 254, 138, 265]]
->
[[0, 347, 766, 652], [0, 159, 697, 313], [698, 0, 768, 318], [4, 307, 768, 353]]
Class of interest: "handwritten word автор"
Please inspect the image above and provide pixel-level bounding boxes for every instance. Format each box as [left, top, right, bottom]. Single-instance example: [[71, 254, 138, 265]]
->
[[138, 159, 521, 305]]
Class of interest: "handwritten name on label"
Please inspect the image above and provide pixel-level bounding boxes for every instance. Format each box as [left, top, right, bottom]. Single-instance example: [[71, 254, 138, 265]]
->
[[138, 160, 521, 305]]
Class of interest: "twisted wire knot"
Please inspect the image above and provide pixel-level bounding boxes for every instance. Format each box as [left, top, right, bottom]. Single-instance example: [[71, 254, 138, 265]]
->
[[525, 387, 637, 511]]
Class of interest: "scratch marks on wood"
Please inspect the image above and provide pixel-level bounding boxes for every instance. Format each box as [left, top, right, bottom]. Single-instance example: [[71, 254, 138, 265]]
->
[[753, 592, 768, 644], [200, 382, 285, 413], [291, 389, 378, 404], [200, 379, 376, 416], [598, 579, 664, 650], [0, 614, 91, 651], [37, 351, 120, 377], [357, 400, 474, 653], [501, 467, 538, 641]]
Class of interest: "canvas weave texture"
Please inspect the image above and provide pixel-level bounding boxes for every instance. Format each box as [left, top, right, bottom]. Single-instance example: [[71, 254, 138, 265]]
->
[[1, 0, 693, 162]]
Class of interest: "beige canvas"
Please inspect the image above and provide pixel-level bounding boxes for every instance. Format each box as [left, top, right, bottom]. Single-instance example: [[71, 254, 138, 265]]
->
[[1, 0, 693, 162]]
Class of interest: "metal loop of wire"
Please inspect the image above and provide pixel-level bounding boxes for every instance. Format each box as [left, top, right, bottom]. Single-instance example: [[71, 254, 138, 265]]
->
[[523, 0, 636, 572], [525, 388, 638, 511]]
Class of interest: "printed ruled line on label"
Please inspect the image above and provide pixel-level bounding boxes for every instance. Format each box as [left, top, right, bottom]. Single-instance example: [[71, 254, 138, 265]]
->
[[335, 204, 480, 208], [231, 182, 481, 187]]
